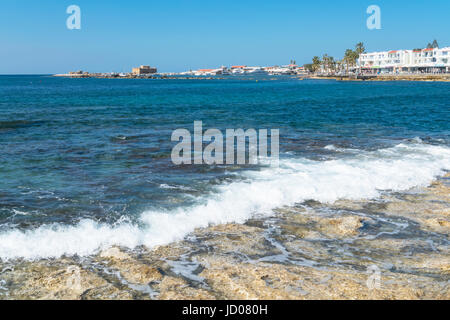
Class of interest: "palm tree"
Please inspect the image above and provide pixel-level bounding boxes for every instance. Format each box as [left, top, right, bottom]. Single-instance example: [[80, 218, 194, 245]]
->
[[336, 60, 342, 73], [355, 42, 366, 55], [344, 49, 354, 74], [329, 56, 336, 73], [355, 43, 366, 74], [323, 54, 337, 74], [312, 56, 321, 72], [322, 54, 329, 72]]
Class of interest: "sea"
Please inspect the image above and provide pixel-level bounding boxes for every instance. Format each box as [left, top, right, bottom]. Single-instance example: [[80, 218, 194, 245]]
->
[[0, 75, 449, 260]]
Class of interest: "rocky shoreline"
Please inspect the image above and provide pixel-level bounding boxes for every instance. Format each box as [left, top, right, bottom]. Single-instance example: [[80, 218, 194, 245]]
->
[[0, 174, 448, 300]]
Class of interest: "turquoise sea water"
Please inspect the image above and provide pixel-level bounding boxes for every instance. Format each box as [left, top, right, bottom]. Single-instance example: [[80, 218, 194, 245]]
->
[[0, 75, 449, 259]]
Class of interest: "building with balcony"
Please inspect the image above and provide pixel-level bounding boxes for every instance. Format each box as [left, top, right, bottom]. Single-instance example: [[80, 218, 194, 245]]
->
[[358, 47, 450, 74]]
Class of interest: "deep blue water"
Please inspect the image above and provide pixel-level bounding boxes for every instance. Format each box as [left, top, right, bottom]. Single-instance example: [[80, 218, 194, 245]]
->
[[0, 75, 449, 233]]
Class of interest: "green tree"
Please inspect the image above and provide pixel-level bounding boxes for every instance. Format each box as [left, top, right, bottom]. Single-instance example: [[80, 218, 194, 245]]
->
[[312, 56, 321, 72], [322, 54, 329, 71], [352, 50, 359, 63], [304, 64, 314, 73], [344, 49, 354, 73], [342, 49, 359, 73], [336, 60, 343, 73], [329, 56, 336, 72], [426, 40, 439, 49], [355, 42, 366, 55], [322, 54, 336, 73]]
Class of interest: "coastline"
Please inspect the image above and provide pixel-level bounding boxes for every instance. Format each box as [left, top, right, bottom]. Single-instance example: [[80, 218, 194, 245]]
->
[[1, 173, 448, 300], [53, 73, 450, 82]]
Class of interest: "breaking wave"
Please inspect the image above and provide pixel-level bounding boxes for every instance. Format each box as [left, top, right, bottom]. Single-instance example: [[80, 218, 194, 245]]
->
[[0, 142, 449, 260]]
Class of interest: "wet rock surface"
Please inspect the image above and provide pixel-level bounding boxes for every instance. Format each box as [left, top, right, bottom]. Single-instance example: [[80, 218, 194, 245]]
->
[[0, 175, 449, 300]]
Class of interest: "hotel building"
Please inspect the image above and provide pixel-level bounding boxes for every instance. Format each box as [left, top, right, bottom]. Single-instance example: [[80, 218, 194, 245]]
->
[[358, 47, 450, 74]]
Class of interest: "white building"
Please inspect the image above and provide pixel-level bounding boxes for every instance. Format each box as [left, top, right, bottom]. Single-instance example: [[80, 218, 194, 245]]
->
[[358, 47, 450, 74], [193, 66, 229, 76], [264, 64, 298, 75]]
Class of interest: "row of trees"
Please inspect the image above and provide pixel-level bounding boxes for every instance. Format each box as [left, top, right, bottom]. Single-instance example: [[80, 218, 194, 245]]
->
[[304, 42, 366, 73]]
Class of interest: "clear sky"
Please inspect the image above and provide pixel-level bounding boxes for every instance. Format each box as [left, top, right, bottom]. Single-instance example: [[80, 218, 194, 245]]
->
[[1, 0, 449, 74]]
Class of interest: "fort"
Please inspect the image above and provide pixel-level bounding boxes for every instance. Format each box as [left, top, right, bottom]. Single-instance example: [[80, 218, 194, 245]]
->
[[131, 65, 157, 75]]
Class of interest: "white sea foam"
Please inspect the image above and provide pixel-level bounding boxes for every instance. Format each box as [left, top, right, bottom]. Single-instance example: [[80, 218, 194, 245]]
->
[[160, 184, 195, 191], [324, 144, 360, 153], [324, 144, 338, 150], [0, 142, 449, 260]]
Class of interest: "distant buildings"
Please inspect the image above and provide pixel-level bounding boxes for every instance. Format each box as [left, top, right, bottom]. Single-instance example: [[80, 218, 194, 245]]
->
[[358, 47, 450, 73], [191, 66, 229, 76], [64, 62, 309, 78], [263, 64, 301, 75], [194, 68, 220, 76], [232, 66, 266, 74], [230, 66, 246, 74], [132, 65, 157, 75], [189, 64, 306, 76]]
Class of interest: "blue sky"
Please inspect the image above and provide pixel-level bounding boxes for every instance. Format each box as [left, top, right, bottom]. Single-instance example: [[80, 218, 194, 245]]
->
[[0, 0, 449, 74]]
